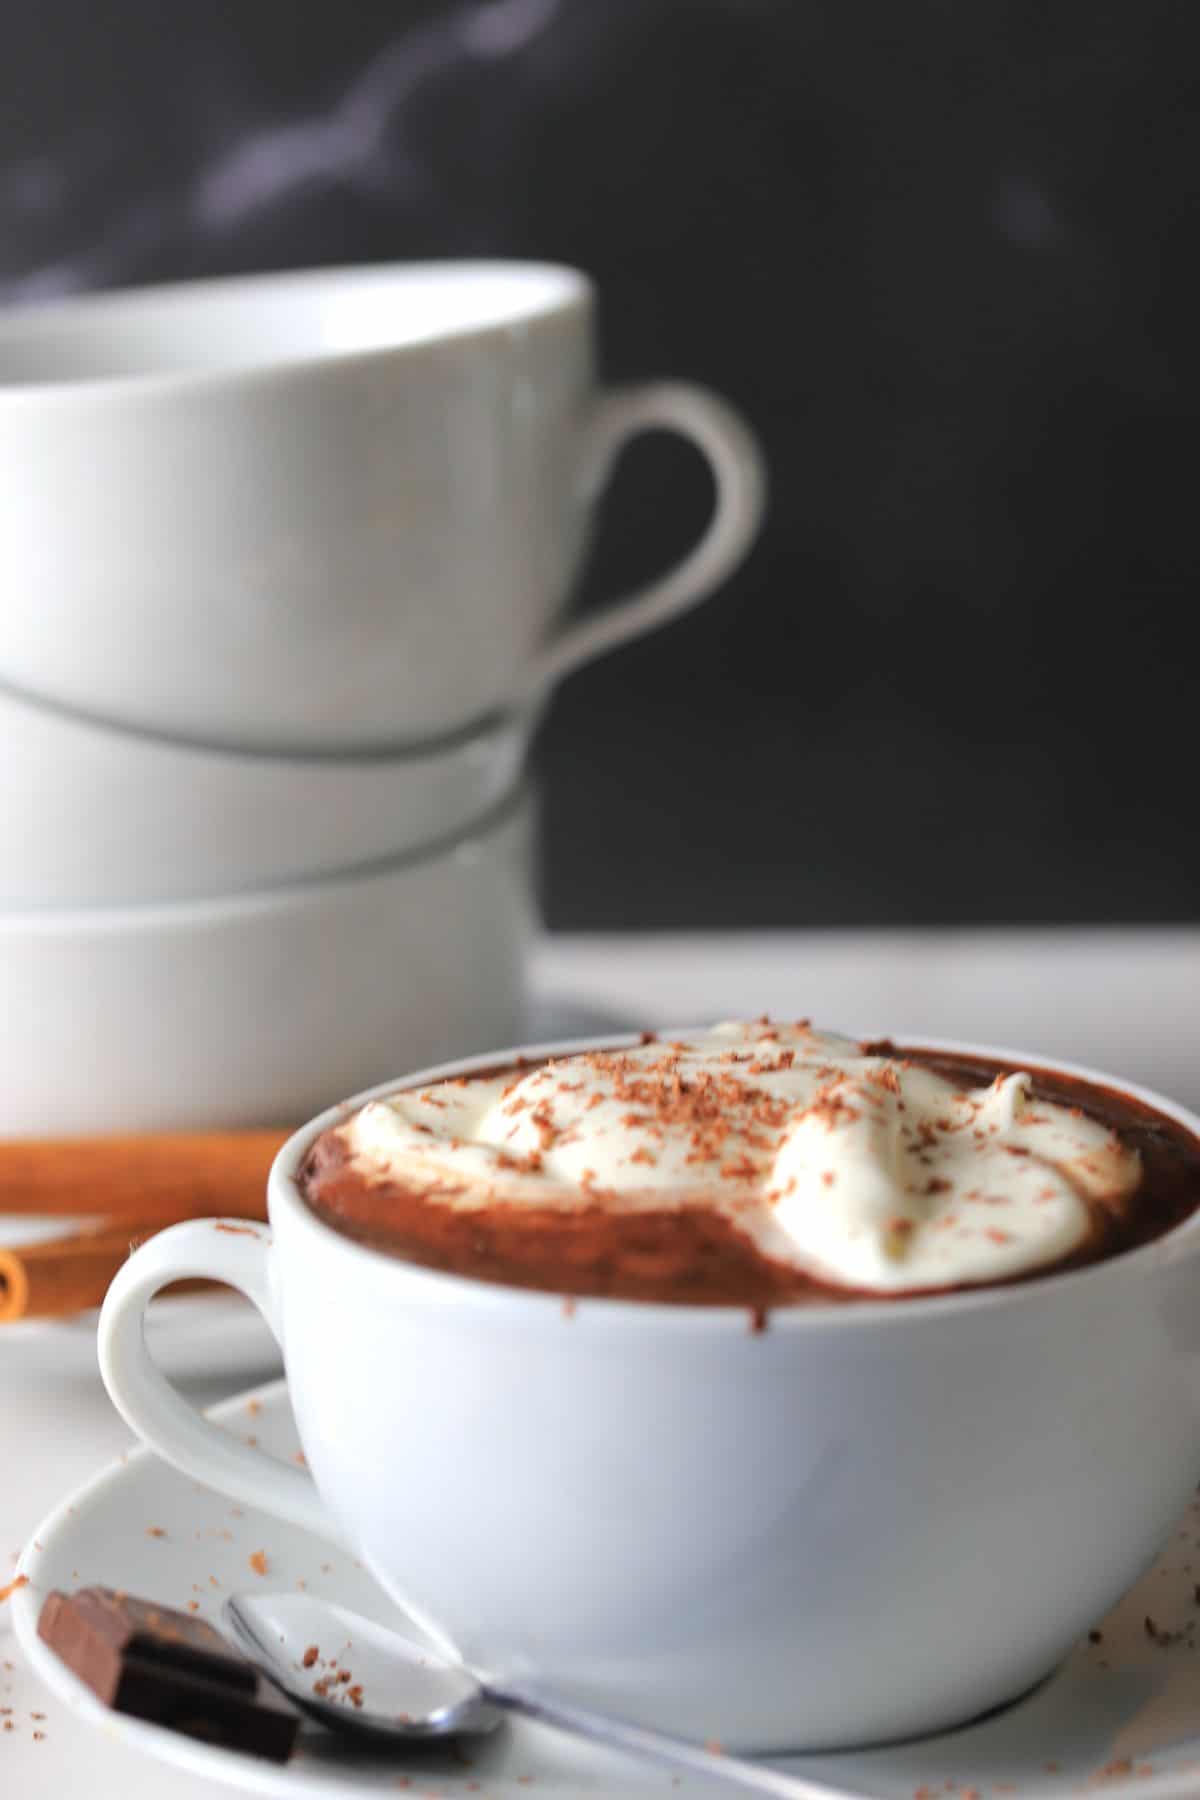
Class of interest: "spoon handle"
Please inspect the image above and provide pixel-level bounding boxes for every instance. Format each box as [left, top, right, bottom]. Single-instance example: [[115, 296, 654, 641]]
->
[[489, 1681, 859, 1799]]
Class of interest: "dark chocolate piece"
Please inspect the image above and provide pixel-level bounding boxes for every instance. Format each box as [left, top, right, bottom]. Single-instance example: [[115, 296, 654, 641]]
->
[[39, 1587, 255, 1698], [38, 1587, 300, 1762]]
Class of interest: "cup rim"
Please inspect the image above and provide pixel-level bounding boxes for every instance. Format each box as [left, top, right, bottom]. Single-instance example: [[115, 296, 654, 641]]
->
[[0, 259, 593, 402], [0, 667, 530, 770], [269, 1028, 1200, 1331], [0, 783, 531, 937]]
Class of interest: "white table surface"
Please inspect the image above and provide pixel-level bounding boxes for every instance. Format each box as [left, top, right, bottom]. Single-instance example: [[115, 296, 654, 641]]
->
[[3, 925, 1199, 1796]]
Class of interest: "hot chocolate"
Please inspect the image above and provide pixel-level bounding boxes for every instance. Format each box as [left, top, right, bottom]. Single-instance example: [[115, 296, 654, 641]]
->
[[299, 1021, 1200, 1308]]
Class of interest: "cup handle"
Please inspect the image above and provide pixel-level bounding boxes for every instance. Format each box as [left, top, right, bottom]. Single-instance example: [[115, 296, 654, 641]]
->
[[97, 1220, 338, 1543], [524, 381, 767, 700]]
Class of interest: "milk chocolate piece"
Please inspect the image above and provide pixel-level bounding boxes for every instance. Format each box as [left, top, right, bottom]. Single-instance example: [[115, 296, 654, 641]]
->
[[38, 1587, 300, 1762]]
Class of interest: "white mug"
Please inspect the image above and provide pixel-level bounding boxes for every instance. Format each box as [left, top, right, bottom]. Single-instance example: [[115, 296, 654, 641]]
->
[[0, 263, 765, 752], [100, 1034, 1200, 1752], [0, 676, 528, 908], [0, 796, 532, 1135]]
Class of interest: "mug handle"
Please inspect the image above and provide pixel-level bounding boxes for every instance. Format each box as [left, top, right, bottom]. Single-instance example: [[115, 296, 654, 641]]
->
[[524, 381, 767, 701], [97, 1220, 338, 1543]]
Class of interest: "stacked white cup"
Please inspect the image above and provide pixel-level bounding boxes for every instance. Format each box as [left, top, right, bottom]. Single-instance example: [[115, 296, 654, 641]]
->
[[0, 261, 765, 1133]]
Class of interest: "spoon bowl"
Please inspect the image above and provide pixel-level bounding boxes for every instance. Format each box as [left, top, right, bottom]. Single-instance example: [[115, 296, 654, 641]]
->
[[223, 1591, 501, 1743]]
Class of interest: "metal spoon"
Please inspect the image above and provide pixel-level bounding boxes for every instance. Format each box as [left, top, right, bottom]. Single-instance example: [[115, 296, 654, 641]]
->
[[224, 1591, 499, 1744], [225, 1591, 852, 1798]]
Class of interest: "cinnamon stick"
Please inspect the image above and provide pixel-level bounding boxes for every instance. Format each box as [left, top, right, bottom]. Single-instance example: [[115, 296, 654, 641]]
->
[[0, 1222, 164, 1324], [0, 1132, 285, 1222]]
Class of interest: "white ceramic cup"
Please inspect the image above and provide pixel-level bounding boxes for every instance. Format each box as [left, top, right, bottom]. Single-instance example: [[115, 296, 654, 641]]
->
[[0, 676, 528, 908], [98, 1034, 1200, 1752], [0, 262, 766, 752], [0, 792, 531, 1136]]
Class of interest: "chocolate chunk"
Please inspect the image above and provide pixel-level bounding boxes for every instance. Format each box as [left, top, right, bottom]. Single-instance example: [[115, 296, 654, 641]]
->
[[39, 1588, 255, 1696], [38, 1588, 299, 1762]]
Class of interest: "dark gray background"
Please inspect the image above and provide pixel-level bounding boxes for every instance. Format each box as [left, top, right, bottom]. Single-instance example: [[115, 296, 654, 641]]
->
[[3, 1, 1197, 928]]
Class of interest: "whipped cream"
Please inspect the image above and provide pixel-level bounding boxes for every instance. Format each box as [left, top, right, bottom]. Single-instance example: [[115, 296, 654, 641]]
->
[[339, 1022, 1141, 1293]]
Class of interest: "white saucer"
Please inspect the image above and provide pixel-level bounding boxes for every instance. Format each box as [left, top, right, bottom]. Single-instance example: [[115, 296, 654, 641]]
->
[[14, 1385, 1200, 1799]]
